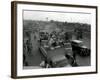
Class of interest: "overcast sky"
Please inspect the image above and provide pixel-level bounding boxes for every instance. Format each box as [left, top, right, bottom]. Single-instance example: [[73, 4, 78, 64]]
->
[[23, 10, 91, 24]]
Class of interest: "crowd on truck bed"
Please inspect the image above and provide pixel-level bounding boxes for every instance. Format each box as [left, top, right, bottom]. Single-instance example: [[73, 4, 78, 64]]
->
[[39, 31, 71, 49]]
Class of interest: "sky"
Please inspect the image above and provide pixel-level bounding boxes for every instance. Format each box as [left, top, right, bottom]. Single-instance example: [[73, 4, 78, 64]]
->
[[23, 10, 91, 24]]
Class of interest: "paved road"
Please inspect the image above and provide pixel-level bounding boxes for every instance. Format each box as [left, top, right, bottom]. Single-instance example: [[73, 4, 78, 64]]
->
[[24, 33, 44, 67]]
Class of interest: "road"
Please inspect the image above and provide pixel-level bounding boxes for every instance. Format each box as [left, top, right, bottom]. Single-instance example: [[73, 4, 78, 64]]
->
[[24, 32, 44, 67]]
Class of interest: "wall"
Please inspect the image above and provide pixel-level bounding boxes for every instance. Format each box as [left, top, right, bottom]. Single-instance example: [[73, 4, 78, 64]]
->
[[0, 0, 99, 80]]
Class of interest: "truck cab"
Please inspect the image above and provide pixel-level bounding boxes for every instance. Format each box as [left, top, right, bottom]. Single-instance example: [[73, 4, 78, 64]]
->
[[71, 40, 90, 56]]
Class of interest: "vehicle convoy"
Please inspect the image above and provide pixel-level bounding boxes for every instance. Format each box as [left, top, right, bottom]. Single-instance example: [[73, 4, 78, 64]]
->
[[71, 40, 90, 56], [38, 31, 90, 68]]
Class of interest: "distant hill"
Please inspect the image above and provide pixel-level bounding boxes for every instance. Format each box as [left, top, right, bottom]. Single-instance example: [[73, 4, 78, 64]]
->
[[23, 20, 91, 33]]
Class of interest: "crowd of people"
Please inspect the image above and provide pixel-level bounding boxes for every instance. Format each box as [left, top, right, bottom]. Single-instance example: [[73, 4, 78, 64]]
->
[[39, 30, 70, 49]]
